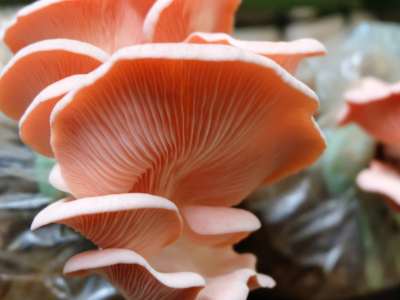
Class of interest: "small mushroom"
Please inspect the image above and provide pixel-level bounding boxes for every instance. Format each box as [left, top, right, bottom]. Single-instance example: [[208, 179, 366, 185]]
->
[[64, 248, 205, 300], [20, 75, 85, 157], [357, 161, 400, 211], [32, 193, 182, 259], [184, 33, 326, 75], [338, 77, 400, 148], [5, 0, 158, 54], [142, 0, 241, 43], [181, 205, 261, 246], [0, 39, 109, 120], [50, 43, 326, 201]]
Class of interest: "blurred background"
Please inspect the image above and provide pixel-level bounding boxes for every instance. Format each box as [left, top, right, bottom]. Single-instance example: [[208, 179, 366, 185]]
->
[[1, 0, 400, 300]]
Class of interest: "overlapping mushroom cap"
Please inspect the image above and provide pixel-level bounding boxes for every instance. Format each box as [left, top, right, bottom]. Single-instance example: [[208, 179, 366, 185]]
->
[[5, 0, 241, 54], [339, 77, 400, 209], [0, 0, 329, 299], [50, 43, 326, 203], [0, 0, 243, 122], [27, 42, 325, 299]]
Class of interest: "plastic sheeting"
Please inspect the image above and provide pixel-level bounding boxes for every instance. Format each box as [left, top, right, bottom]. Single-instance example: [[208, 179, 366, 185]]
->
[[243, 21, 400, 300], [0, 113, 122, 300], [0, 7, 121, 299]]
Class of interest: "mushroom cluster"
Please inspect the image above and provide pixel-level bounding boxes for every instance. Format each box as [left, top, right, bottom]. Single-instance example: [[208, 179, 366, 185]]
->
[[339, 77, 400, 211], [0, 0, 327, 299]]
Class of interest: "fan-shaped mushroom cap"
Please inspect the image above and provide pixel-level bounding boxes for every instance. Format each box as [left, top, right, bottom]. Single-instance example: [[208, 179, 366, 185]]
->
[[184, 33, 326, 75], [4, 0, 157, 54], [20, 75, 84, 157], [32, 194, 182, 259], [357, 160, 400, 210], [0, 39, 109, 121], [143, 0, 241, 43], [338, 77, 400, 148], [51, 44, 326, 205], [49, 163, 71, 193], [64, 249, 205, 300], [196, 269, 275, 300], [181, 205, 260, 246]]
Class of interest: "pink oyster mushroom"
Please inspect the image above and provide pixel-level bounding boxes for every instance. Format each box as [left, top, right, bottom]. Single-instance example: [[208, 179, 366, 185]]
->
[[338, 77, 400, 210], [5, 0, 241, 54], [0, 0, 241, 121], [0, 1, 328, 299], [31, 43, 325, 299]]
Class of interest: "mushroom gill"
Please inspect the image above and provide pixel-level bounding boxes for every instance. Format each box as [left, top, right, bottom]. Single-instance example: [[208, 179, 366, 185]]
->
[[51, 44, 326, 203]]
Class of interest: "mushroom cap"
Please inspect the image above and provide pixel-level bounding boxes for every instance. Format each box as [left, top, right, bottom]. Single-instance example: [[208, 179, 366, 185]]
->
[[64, 248, 205, 300], [32, 193, 182, 259], [0, 39, 109, 120], [181, 205, 261, 246], [51, 43, 326, 206], [149, 237, 273, 299], [338, 77, 400, 148], [357, 160, 400, 211], [4, 0, 157, 54], [184, 33, 327, 75], [149, 237, 257, 278], [196, 269, 275, 300], [142, 0, 241, 43], [20, 75, 85, 157], [49, 163, 71, 193]]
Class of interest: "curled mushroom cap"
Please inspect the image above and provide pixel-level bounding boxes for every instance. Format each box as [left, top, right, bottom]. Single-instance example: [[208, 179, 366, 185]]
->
[[184, 33, 327, 75], [49, 163, 71, 193], [64, 249, 205, 300], [20, 75, 85, 157], [4, 0, 157, 54], [0, 39, 109, 120], [150, 238, 273, 299], [150, 238, 257, 278], [32, 194, 182, 259], [338, 77, 400, 148], [196, 269, 275, 300], [142, 0, 241, 43], [51, 43, 326, 204], [357, 161, 400, 211], [181, 205, 260, 246]]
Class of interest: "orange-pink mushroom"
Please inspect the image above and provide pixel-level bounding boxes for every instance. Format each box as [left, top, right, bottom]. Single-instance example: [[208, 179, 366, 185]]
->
[[149, 237, 274, 298], [184, 32, 326, 75], [50, 43, 326, 203], [5, 0, 157, 54], [338, 77, 400, 148], [357, 161, 400, 211], [64, 249, 205, 300], [32, 194, 182, 259], [339, 77, 400, 212], [20, 75, 85, 157], [0, 39, 109, 120], [150, 238, 259, 278], [142, 0, 241, 43], [181, 205, 260, 246]]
